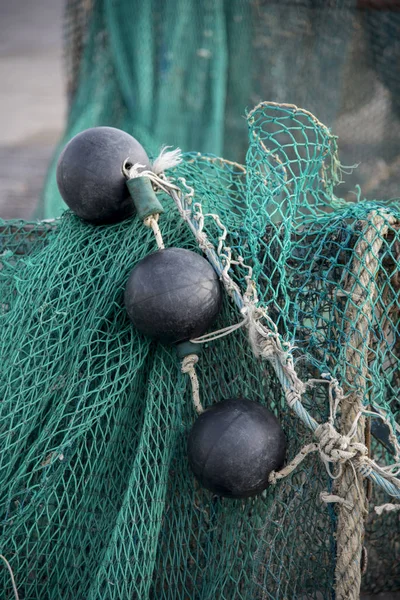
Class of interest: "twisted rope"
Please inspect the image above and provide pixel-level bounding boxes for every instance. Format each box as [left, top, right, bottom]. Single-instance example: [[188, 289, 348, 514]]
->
[[143, 214, 165, 250], [181, 355, 203, 414], [333, 211, 395, 599]]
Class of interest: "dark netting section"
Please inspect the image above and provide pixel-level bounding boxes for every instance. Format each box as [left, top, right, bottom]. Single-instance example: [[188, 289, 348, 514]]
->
[[1, 103, 400, 598]]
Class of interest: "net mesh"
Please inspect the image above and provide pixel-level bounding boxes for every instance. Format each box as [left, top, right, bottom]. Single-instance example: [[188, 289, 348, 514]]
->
[[1, 101, 400, 598]]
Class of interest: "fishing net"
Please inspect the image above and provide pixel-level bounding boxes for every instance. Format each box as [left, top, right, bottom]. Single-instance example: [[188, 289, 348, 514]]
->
[[39, 0, 400, 220], [1, 101, 400, 599]]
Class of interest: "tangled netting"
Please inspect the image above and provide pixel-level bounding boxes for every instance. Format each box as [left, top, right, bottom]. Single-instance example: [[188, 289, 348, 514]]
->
[[1, 102, 400, 599]]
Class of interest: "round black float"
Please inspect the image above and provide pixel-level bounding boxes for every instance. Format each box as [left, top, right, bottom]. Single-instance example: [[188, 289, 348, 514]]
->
[[124, 247, 222, 344], [56, 126, 151, 224], [187, 398, 287, 498]]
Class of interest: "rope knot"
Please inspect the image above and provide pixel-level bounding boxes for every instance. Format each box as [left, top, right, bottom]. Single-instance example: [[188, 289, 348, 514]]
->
[[315, 422, 367, 464], [196, 231, 214, 252], [181, 354, 199, 373]]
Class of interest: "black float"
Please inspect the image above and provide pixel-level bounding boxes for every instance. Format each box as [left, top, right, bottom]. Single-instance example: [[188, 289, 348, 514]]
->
[[56, 126, 151, 224], [124, 248, 222, 344], [187, 398, 287, 498]]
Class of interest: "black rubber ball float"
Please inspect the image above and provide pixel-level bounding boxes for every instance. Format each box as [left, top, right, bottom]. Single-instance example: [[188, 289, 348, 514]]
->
[[187, 398, 287, 498], [124, 248, 222, 344], [56, 126, 151, 224]]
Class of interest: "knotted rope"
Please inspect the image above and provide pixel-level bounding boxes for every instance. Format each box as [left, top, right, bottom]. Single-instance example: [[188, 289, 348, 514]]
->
[[181, 354, 203, 414], [143, 214, 165, 250], [316, 421, 367, 474]]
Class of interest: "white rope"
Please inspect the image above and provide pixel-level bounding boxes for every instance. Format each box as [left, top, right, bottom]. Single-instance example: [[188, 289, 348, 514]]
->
[[190, 316, 249, 344], [267, 415, 369, 498], [143, 214, 165, 250], [165, 177, 257, 306], [268, 443, 318, 484], [123, 157, 178, 251], [181, 355, 203, 414], [374, 503, 400, 515], [193, 202, 258, 306], [315, 421, 367, 469], [320, 492, 354, 511], [125, 166, 181, 197], [0, 555, 19, 600]]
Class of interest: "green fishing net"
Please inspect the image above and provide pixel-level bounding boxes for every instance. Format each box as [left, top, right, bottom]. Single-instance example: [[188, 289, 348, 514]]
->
[[1, 101, 400, 599]]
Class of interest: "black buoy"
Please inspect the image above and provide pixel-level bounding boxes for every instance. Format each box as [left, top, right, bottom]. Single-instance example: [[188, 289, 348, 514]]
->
[[187, 398, 287, 499], [124, 248, 222, 344], [56, 126, 151, 224]]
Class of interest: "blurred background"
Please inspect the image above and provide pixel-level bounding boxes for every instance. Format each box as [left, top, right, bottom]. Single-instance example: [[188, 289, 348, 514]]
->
[[0, 0, 65, 219], [1, 0, 400, 221]]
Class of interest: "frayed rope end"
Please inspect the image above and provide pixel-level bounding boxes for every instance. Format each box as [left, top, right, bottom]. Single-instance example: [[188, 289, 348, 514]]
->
[[152, 146, 182, 175]]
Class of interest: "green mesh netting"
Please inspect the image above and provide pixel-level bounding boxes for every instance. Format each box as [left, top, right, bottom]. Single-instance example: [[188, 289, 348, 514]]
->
[[1, 102, 400, 598], [40, 0, 400, 219]]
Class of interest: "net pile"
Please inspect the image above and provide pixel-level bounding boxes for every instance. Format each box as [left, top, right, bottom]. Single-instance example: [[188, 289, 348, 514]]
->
[[1, 102, 400, 599]]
